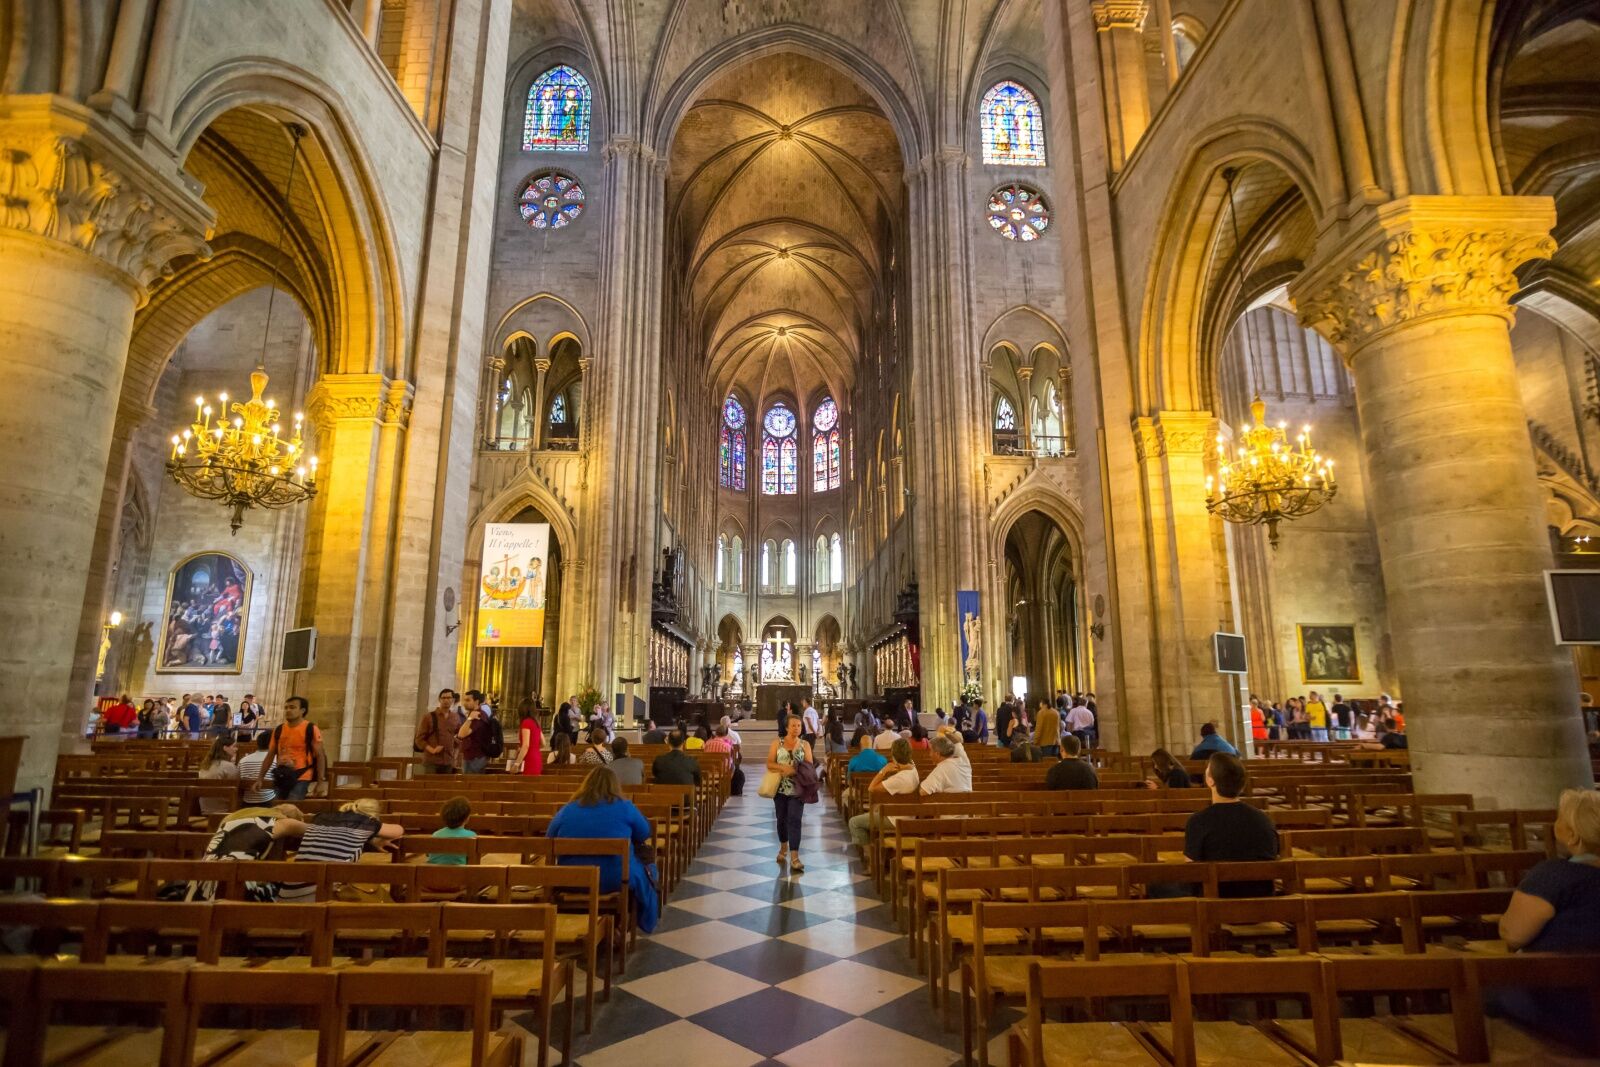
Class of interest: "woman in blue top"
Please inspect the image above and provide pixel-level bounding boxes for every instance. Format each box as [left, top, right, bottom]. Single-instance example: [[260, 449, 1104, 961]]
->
[[546, 767, 660, 934], [1491, 788, 1600, 1054]]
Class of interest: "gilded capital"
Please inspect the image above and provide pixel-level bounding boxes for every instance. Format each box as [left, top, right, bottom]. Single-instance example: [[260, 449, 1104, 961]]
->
[[1154, 411, 1215, 457], [305, 373, 391, 432], [0, 99, 213, 301], [1092, 0, 1149, 30], [1291, 196, 1556, 354]]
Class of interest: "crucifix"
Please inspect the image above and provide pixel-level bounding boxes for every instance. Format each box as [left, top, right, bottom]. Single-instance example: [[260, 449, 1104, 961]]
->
[[764, 632, 791, 678]]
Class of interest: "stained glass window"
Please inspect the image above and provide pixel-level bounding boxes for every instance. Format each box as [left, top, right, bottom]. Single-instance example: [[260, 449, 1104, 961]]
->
[[830, 533, 843, 586], [549, 393, 567, 424], [524, 65, 591, 152], [780, 438, 798, 494], [986, 184, 1049, 242], [716, 535, 726, 585], [730, 536, 742, 589], [762, 402, 797, 495], [812, 646, 822, 685], [720, 397, 747, 490], [811, 398, 841, 492], [980, 81, 1045, 166], [730, 647, 744, 691], [995, 395, 1017, 429], [782, 539, 797, 589], [814, 535, 829, 591], [762, 437, 779, 494], [519, 172, 585, 229]]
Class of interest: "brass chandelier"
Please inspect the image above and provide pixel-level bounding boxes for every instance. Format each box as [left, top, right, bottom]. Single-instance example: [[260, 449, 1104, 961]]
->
[[1203, 166, 1336, 547], [1205, 396, 1336, 547], [167, 122, 317, 534]]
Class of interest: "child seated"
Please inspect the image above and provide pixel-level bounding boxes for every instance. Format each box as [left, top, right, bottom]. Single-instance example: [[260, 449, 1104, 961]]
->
[[428, 795, 475, 865]]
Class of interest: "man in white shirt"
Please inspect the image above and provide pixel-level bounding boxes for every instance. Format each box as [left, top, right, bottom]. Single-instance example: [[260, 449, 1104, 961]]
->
[[238, 733, 277, 805], [1065, 701, 1095, 747], [921, 733, 973, 794], [848, 738, 920, 846], [719, 715, 743, 754], [800, 699, 820, 745], [873, 724, 900, 750]]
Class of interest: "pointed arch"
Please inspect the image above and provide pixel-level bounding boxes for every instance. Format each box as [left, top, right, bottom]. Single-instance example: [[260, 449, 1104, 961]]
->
[[980, 80, 1046, 166]]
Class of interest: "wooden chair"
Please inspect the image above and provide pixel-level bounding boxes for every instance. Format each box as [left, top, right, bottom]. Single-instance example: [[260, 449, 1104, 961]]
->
[[85, 899, 213, 964], [0, 899, 99, 958], [339, 965, 522, 1066], [505, 864, 611, 1033], [438, 902, 573, 1067], [961, 900, 1092, 1067], [10, 963, 189, 1067], [202, 900, 332, 966], [182, 965, 348, 1067], [545, 837, 636, 972], [1196, 895, 1312, 957], [1171, 957, 1333, 1066], [326, 901, 442, 963], [1464, 953, 1600, 1059], [1312, 955, 1483, 1065], [1303, 891, 1422, 955], [1007, 958, 1188, 1067]]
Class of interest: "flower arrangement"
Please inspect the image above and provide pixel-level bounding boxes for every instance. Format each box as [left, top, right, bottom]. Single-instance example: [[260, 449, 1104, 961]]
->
[[576, 684, 602, 716], [960, 681, 984, 704]]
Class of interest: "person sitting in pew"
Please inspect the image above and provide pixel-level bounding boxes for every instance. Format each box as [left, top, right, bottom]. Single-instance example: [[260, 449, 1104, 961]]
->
[[1491, 788, 1600, 1054], [848, 739, 919, 847], [278, 798, 404, 902], [548, 766, 660, 934], [196, 733, 241, 815], [1044, 735, 1099, 790], [428, 795, 476, 865], [1143, 747, 1193, 790], [847, 739, 887, 776], [1188, 721, 1238, 760], [1151, 753, 1277, 899]]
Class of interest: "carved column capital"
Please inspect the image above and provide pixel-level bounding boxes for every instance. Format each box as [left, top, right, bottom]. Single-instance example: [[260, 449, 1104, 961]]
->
[[0, 98, 213, 302], [1131, 417, 1162, 464], [1153, 410, 1215, 457], [305, 373, 392, 432], [1092, 0, 1149, 30], [534, 357, 552, 374], [1291, 196, 1557, 356]]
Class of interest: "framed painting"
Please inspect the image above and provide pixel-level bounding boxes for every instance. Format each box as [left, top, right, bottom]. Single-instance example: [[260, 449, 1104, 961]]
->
[[1296, 624, 1360, 684], [157, 551, 251, 674]]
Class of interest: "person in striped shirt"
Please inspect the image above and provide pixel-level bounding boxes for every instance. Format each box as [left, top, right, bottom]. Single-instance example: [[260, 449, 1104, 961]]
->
[[237, 732, 276, 805], [278, 798, 404, 902]]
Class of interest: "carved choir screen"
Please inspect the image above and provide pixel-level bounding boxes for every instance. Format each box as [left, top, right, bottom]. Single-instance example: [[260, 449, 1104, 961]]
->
[[873, 633, 917, 690], [649, 628, 689, 689]]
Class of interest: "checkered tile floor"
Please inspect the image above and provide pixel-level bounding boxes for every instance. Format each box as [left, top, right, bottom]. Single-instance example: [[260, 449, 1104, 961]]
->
[[515, 790, 984, 1066]]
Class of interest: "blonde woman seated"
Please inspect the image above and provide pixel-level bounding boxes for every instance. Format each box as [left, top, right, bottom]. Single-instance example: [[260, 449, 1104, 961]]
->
[[847, 738, 919, 848], [1491, 788, 1600, 1054]]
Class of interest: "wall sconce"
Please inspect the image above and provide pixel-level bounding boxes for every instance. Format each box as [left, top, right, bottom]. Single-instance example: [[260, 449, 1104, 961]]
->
[[1089, 621, 1105, 641]]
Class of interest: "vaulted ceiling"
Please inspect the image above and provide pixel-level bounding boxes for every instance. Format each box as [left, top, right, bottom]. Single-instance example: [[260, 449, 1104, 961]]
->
[[666, 52, 905, 410]]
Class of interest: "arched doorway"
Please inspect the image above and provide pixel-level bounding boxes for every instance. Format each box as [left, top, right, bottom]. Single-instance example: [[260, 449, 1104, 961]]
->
[[716, 615, 745, 696], [472, 505, 564, 708], [1003, 510, 1082, 704], [813, 615, 843, 696]]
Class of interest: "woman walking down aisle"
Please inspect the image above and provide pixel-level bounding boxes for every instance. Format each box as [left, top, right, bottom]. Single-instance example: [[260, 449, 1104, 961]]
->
[[767, 714, 814, 874]]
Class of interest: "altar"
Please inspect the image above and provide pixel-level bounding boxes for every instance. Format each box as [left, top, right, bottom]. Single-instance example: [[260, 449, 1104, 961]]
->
[[755, 684, 811, 722]]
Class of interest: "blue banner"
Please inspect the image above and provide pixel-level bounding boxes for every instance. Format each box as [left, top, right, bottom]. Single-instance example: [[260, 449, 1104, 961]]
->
[[957, 590, 982, 687]]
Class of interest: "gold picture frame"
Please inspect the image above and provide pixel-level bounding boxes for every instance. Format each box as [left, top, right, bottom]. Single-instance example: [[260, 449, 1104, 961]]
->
[[1296, 624, 1360, 684], [156, 551, 252, 674]]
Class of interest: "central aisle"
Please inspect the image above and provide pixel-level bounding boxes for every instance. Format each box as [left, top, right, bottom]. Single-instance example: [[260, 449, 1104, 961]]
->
[[555, 788, 964, 1066]]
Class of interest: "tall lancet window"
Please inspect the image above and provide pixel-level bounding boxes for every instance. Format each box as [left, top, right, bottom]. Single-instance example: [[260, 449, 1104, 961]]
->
[[762, 403, 798, 495], [812, 397, 841, 491], [720, 396, 747, 490]]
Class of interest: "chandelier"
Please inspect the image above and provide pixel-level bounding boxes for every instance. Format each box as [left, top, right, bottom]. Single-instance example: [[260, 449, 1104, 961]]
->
[[166, 122, 317, 534], [1203, 167, 1336, 547], [1206, 396, 1336, 546]]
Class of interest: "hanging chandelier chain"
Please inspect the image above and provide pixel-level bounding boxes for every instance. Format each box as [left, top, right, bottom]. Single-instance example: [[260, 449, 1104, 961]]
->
[[257, 122, 306, 373]]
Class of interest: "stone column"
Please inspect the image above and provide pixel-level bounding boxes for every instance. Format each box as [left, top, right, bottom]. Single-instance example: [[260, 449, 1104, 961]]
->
[[1133, 411, 1235, 750], [1292, 196, 1592, 806], [531, 356, 552, 451], [1058, 367, 1076, 454], [1017, 366, 1036, 453], [299, 373, 411, 760], [1091, 0, 1152, 171], [0, 103, 210, 793]]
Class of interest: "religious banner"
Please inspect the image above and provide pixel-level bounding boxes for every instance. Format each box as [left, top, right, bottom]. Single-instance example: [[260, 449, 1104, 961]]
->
[[957, 589, 982, 686], [478, 523, 550, 647]]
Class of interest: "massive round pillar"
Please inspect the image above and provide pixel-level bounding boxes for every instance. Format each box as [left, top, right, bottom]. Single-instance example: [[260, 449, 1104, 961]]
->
[[0, 103, 211, 793], [1294, 196, 1592, 807]]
